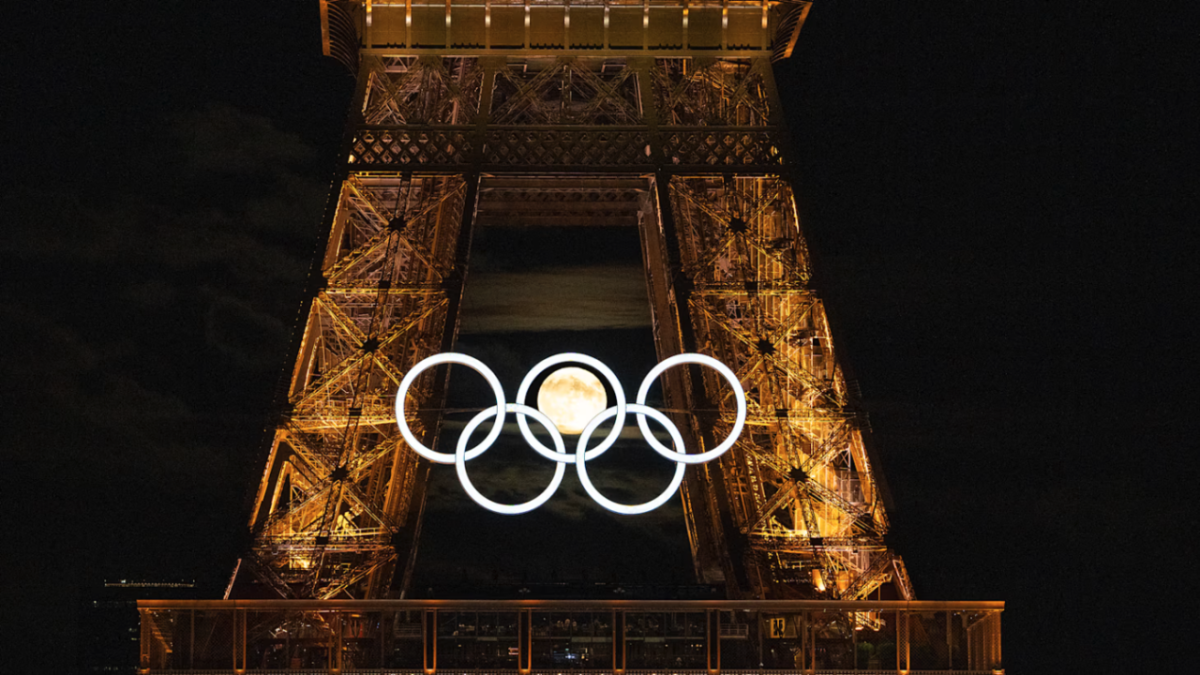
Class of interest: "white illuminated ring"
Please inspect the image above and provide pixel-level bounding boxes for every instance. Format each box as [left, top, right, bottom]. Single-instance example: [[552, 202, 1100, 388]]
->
[[514, 353, 626, 461], [456, 403, 567, 515], [574, 403, 687, 515], [394, 353, 506, 464], [394, 351, 746, 514], [635, 353, 747, 464]]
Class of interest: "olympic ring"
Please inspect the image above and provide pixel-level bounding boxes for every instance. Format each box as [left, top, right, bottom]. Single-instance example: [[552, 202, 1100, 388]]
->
[[636, 353, 747, 464], [457, 404, 567, 515], [575, 404, 687, 515], [394, 352, 746, 515], [395, 353, 507, 464]]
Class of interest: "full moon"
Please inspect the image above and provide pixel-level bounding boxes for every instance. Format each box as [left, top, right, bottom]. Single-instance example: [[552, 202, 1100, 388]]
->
[[536, 367, 608, 435]]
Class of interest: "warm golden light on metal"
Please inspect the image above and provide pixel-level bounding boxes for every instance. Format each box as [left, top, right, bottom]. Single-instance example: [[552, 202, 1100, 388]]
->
[[139, 599, 1005, 674], [232, 0, 916, 606]]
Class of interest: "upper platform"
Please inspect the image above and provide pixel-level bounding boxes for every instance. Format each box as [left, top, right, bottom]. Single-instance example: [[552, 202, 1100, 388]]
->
[[320, 0, 812, 68]]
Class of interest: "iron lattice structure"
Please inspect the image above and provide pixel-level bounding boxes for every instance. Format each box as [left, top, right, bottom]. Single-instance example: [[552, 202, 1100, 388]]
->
[[232, 0, 914, 602]]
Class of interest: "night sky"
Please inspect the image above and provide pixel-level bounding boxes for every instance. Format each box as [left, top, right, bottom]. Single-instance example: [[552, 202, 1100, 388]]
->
[[1, 1, 1190, 674]]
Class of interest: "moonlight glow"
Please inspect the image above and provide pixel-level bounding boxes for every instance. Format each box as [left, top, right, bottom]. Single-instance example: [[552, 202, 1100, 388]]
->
[[536, 367, 607, 435]]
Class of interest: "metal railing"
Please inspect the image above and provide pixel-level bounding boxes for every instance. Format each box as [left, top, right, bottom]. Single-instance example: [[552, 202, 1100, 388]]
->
[[137, 599, 1003, 674]]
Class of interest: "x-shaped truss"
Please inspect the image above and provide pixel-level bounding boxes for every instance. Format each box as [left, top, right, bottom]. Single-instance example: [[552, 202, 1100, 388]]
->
[[667, 174, 907, 599], [247, 174, 467, 598], [491, 57, 642, 125], [364, 56, 482, 126], [653, 58, 774, 126]]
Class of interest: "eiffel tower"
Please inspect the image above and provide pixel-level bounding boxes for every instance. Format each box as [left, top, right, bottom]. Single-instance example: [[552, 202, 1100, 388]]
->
[[228, 0, 913, 602]]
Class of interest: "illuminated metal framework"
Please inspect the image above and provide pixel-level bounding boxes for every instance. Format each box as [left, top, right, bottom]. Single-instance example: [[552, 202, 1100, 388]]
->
[[234, 0, 915, 602], [139, 599, 1003, 673]]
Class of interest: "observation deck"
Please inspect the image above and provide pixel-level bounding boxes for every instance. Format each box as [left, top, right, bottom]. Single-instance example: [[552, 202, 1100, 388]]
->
[[320, 0, 813, 67], [138, 598, 1003, 673]]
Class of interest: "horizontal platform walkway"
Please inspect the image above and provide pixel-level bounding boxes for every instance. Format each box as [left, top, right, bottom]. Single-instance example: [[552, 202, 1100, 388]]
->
[[137, 599, 1003, 674]]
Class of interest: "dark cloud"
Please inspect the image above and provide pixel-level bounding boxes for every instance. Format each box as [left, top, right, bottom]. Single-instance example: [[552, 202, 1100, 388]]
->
[[416, 436, 691, 585], [1, 108, 329, 675], [0, 103, 325, 489], [203, 294, 292, 368], [174, 104, 317, 177], [123, 278, 177, 308], [430, 423, 680, 524], [461, 265, 652, 334]]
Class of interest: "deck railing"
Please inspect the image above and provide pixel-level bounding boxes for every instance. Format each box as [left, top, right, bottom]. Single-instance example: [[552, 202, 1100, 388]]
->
[[137, 599, 1003, 674]]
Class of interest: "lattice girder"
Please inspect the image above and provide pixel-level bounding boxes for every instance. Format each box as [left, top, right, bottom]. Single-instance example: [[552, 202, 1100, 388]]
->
[[659, 171, 907, 599], [652, 58, 775, 126], [364, 57, 483, 126], [243, 171, 467, 598], [491, 57, 643, 125], [235, 49, 911, 602]]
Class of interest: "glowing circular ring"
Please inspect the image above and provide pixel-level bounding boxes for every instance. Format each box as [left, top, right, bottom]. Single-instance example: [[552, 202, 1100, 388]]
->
[[574, 403, 687, 515], [634, 353, 746, 464], [456, 403, 567, 515], [514, 352, 626, 461], [395, 353, 506, 464], [395, 351, 746, 515]]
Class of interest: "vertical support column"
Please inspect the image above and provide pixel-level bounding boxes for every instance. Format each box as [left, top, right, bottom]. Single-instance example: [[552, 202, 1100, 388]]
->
[[332, 611, 343, 674], [967, 616, 974, 670], [232, 608, 246, 674], [240, 609, 248, 673], [642, 0, 650, 49], [946, 610, 953, 670], [518, 609, 532, 674], [756, 55, 788, 128], [405, 0, 413, 47], [365, 0, 373, 46], [852, 612, 859, 670], [138, 609, 151, 675], [975, 616, 985, 671], [564, 0, 571, 46], [800, 611, 809, 674], [391, 57, 501, 599], [633, 56, 714, 586], [682, 0, 689, 47], [706, 609, 721, 674], [189, 609, 195, 671], [720, 0, 728, 49], [423, 608, 437, 674], [759, 0, 769, 50], [381, 610, 390, 670], [603, 1, 610, 48], [443, 54, 501, 340], [633, 54, 750, 596], [440, 55, 501, 356], [755, 55, 796, 194], [230, 609, 238, 673], [630, 58, 662, 165], [756, 610, 763, 668], [613, 610, 626, 674], [990, 613, 1003, 671], [811, 613, 819, 673], [474, 57, 501, 153], [523, 0, 531, 48], [439, 167, 480, 352], [897, 610, 910, 673]]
